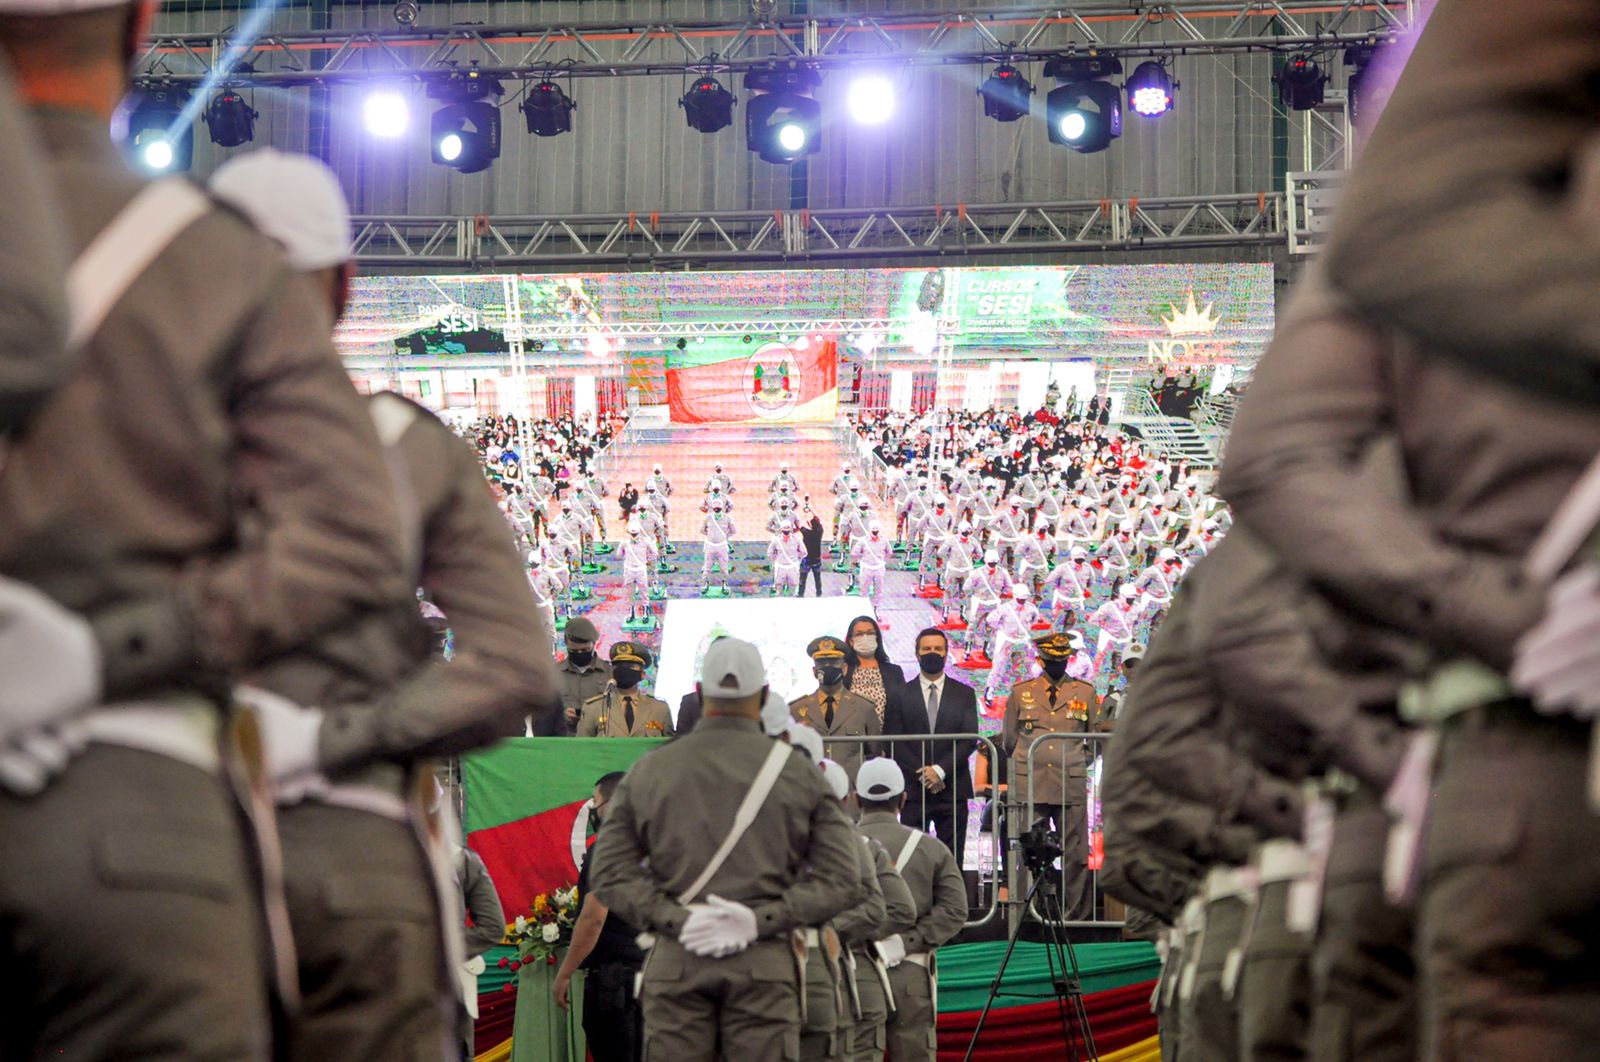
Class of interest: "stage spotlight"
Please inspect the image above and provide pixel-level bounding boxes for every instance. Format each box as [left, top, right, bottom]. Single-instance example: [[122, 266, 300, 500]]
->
[[125, 88, 193, 173], [429, 68, 504, 173], [846, 72, 895, 126], [532, 340, 545, 352], [364, 90, 411, 138], [1125, 60, 1176, 118], [745, 63, 822, 164], [681, 75, 735, 133], [203, 89, 258, 147], [675, 338, 688, 350], [522, 79, 575, 137], [978, 63, 1032, 122], [1044, 55, 1123, 153], [1276, 53, 1326, 111]]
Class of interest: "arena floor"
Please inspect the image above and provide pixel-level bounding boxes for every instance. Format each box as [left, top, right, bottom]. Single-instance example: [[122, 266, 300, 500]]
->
[[592, 422, 890, 542]]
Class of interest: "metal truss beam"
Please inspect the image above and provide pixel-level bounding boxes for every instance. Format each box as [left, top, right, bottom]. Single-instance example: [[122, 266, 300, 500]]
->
[[136, 2, 1415, 87], [348, 193, 1285, 270]]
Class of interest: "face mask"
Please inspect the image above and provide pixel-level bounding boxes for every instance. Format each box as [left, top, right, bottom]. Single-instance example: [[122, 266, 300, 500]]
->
[[918, 652, 946, 676], [816, 665, 845, 687], [613, 665, 644, 689], [568, 648, 595, 667], [851, 635, 878, 656], [1041, 659, 1069, 681], [587, 807, 603, 832]]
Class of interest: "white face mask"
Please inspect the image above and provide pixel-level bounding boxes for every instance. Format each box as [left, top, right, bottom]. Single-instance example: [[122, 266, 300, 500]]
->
[[851, 635, 878, 656]]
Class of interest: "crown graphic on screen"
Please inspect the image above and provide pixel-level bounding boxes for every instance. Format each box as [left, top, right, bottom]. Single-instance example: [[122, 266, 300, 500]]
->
[[1161, 292, 1221, 338]]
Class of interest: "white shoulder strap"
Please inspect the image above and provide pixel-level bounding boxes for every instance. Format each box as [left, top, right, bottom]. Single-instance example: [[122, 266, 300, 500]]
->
[[894, 829, 922, 874], [676, 740, 793, 907], [67, 179, 211, 348], [367, 394, 425, 583]]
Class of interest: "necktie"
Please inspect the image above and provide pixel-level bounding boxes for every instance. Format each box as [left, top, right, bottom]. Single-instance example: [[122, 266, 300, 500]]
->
[[623, 696, 635, 733], [1048, 683, 1058, 712], [925, 683, 939, 732], [824, 695, 836, 729]]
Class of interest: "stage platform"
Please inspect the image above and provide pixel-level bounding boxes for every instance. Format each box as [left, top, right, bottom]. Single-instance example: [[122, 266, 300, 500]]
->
[[594, 421, 887, 541]]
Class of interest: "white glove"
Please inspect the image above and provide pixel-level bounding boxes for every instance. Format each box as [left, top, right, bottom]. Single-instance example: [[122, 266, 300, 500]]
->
[[878, 933, 907, 968], [1511, 565, 1600, 719], [0, 576, 101, 741], [233, 686, 324, 782], [0, 724, 87, 795], [678, 896, 758, 958]]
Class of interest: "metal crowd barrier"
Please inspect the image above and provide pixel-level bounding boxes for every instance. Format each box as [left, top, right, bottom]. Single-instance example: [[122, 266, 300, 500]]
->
[[1024, 732, 1121, 930], [819, 732, 1003, 931]]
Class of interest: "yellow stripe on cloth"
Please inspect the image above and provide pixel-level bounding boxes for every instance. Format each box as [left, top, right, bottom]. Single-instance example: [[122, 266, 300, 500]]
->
[[473, 1038, 513, 1062], [1099, 1035, 1162, 1062]]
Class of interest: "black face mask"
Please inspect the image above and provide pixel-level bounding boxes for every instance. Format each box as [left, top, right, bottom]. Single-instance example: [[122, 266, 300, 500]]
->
[[918, 652, 946, 676], [613, 665, 644, 689], [587, 808, 602, 832], [1041, 659, 1069, 681], [816, 666, 845, 687], [568, 648, 595, 667]]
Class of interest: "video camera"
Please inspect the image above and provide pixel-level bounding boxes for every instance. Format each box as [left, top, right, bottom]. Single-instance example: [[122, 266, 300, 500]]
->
[[1018, 818, 1063, 873]]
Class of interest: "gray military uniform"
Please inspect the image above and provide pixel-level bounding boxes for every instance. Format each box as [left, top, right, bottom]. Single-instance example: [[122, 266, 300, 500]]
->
[[839, 835, 917, 1062], [857, 809, 968, 1062], [559, 656, 613, 734], [1219, 265, 1600, 1062], [801, 828, 888, 1060], [589, 716, 865, 1061], [263, 397, 557, 1062], [0, 107, 407, 1060], [790, 686, 881, 783], [576, 688, 674, 738]]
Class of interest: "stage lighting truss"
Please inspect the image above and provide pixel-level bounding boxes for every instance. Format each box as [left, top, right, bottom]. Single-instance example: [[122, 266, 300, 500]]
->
[[203, 87, 258, 147], [978, 63, 1033, 123], [125, 86, 194, 174], [744, 61, 822, 165], [1044, 54, 1122, 153], [1277, 53, 1327, 111], [1124, 60, 1176, 119], [681, 72, 736, 133], [429, 66, 505, 173], [522, 74, 575, 137]]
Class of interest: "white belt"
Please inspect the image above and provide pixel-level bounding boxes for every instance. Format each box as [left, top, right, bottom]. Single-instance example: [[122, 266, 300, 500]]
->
[[803, 928, 822, 948], [77, 699, 220, 772], [902, 951, 932, 969], [278, 776, 411, 822], [1203, 865, 1257, 903], [1255, 839, 1313, 884]]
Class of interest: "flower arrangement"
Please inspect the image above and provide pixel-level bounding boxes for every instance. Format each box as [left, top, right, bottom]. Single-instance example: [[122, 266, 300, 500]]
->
[[499, 886, 580, 977]]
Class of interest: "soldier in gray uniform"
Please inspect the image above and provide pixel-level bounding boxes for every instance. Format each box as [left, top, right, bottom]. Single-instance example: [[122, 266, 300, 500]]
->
[[0, 51, 68, 435], [549, 615, 611, 735], [790, 634, 882, 784], [0, 4, 412, 1057], [589, 637, 864, 1061], [213, 150, 560, 1061], [854, 757, 968, 1062], [1218, 264, 1600, 1062], [576, 641, 673, 738], [1003, 632, 1104, 920], [819, 758, 918, 1062]]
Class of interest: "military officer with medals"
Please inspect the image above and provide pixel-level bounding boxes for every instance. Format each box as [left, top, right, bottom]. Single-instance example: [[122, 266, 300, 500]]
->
[[577, 642, 674, 738], [789, 635, 882, 784], [1003, 631, 1103, 919]]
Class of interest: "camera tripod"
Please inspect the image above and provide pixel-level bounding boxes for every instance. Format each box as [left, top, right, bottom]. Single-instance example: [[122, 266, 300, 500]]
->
[[962, 828, 1099, 1062]]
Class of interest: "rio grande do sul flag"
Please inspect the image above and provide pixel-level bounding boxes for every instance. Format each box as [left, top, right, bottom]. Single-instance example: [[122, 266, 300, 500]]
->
[[462, 737, 665, 920], [666, 336, 838, 424]]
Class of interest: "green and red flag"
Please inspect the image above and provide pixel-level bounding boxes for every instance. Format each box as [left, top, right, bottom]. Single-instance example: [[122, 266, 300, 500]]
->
[[462, 737, 665, 920], [666, 336, 838, 424]]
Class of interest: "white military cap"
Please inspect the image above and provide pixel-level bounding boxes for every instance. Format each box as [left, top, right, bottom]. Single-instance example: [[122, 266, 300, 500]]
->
[[700, 637, 766, 698], [785, 721, 824, 766], [855, 757, 905, 800], [1012, 584, 1030, 600], [818, 759, 849, 802], [209, 149, 352, 271], [1119, 584, 1139, 600]]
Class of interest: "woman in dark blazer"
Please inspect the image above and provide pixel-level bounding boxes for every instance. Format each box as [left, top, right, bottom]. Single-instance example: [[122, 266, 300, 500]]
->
[[841, 614, 905, 727]]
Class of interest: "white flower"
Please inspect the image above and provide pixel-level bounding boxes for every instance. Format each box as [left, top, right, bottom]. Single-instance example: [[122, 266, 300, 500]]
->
[[541, 922, 561, 944], [514, 916, 528, 935]]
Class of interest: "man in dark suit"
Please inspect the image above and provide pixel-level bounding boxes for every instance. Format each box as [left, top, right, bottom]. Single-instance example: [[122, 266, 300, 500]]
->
[[676, 689, 702, 735], [883, 627, 979, 860]]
